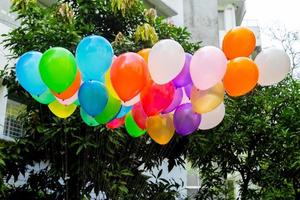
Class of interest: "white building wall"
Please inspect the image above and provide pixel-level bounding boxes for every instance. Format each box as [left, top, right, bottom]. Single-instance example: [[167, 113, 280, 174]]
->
[[162, 0, 184, 26]]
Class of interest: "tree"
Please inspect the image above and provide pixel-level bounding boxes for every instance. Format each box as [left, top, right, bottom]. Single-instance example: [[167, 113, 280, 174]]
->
[[0, 0, 199, 199]]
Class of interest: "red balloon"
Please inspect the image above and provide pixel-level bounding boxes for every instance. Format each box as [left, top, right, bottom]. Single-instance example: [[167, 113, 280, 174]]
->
[[141, 82, 175, 116], [132, 102, 147, 129], [106, 117, 125, 129], [110, 53, 148, 102]]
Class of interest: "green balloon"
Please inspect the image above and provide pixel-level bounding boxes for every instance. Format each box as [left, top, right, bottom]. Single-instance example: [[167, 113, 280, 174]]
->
[[80, 108, 100, 127], [125, 112, 146, 138], [32, 89, 55, 104], [95, 94, 121, 124], [74, 99, 80, 106], [39, 47, 77, 93]]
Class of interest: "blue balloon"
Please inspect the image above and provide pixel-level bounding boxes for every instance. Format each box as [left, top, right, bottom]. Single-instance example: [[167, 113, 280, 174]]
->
[[16, 51, 47, 95], [116, 105, 132, 118], [76, 35, 114, 81], [78, 81, 108, 117]]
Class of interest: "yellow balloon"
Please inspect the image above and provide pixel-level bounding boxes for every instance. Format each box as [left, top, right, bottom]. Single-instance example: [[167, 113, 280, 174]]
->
[[191, 82, 224, 114], [146, 114, 175, 145], [48, 101, 77, 118], [137, 48, 151, 63], [105, 69, 120, 100]]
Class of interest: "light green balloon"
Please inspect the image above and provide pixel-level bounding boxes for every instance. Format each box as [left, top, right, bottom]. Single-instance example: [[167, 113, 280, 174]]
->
[[95, 94, 121, 124], [32, 89, 55, 104], [125, 112, 146, 138], [80, 108, 100, 127], [39, 47, 77, 93]]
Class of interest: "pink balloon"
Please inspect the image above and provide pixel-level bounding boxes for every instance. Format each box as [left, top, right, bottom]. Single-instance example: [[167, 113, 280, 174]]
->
[[190, 46, 227, 90], [56, 92, 78, 105]]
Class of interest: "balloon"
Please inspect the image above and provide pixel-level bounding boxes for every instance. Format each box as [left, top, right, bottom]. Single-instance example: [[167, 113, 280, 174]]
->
[[74, 99, 80, 106], [190, 46, 227, 90], [184, 83, 192, 99], [132, 102, 147, 129], [116, 105, 132, 118], [174, 103, 201, 136], [121, 94, 140, 106], [56, 92, 78, 106], [78, 81, 108, 117], [107, 117, 125, 129], [199, 103, 225, 130], [223, 57, 259, 97], [181, 92, 191, 104], [137, 48, 151, 63], [105, 69, 119, 100], [32, 89, 55, 104], [110, 52, 148, 102], [48, 101, 77, 118], [95, 94, 121, 124], [80, 108, 100, 126], [148, 39, 185, 84], [173, 53, 192, 87], [39, 47, 77, 93], [255, 48, 291, 86], [52, 70, 81, 100], [16, 51, 47, 96], [162, 87, 183, 114], [146, 114, 175, 145], [191, 82, 224, 114], [141, 82, 175, 116], [125, 112, 146, 138], [222, 27, 256, 59], [76, 35, 114, 81]]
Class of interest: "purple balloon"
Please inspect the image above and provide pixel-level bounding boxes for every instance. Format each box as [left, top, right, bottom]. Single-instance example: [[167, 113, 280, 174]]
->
[[174, 103, 201, 136], [184, 83, 193, 99], [162, 88, 183, 114], [173, 53, 192, 87]]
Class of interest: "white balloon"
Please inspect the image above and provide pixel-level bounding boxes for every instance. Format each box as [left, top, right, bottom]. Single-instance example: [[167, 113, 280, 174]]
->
[[122, 93, 140, 106], [148, 39, 185, 84], [56, 92, 78, 106], [255, 48, 291, 86], [199, 103, 225, 130]]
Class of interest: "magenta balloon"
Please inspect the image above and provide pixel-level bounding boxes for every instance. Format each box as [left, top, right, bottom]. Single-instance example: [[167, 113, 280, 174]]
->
[[173, 53, 192, 87], [174, 103, 201, 136], [162, 87, 183, 114], [184, 83, 192, 98], [190, 46, 227, 90]]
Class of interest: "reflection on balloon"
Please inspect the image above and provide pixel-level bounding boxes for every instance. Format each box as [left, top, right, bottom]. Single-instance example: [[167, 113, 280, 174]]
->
[[16, 51, 46, 96], [95, 94, 121, 124], [199, 103, 225, 130], [32, 89, 55, 105], [107, 117, 125, 129], [125, 112, 146, 138], [223, 57, 259, 97], [39, 47, 77, 93], [80, 108, 100, 127], [191, 82, 224, 114], [48, 101, 77, 118], [78, 81, 108, 117], [255, 48, 290, 86], [146, 114, 175, 145], [190, 46, 227, 90], [76, 35, 114, 81], [222, 27, 256, 59], [111, 52, 148, 102], [148, 39, 185, 84], [132, 102, 147, 129], [174, 103, 201, 136]]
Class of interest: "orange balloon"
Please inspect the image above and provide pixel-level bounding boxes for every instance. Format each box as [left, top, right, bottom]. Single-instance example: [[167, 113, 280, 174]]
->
[[53, 70, 81, 100], [222, 27, 256, 60], [223, 57, 259, 97], [138, 48, 151, 63], [110, 52, 148, 102]]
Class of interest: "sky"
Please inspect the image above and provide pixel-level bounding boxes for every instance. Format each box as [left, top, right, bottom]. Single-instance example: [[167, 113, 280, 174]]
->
[[243, 0, 300, 47]]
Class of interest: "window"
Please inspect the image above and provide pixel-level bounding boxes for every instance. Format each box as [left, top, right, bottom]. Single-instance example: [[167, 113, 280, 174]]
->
[[4, 99, 26, 138]]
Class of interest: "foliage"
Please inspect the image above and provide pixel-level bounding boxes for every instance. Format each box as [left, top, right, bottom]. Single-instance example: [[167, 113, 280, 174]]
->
[[0, 0, 198, 199], [188, 76, 300, 199]]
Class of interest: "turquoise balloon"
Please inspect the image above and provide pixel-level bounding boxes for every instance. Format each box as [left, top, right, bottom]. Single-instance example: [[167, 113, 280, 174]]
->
[[32, 89, 55, 104], [78, 81, 108, 117], [16, 51, 47, 95], [80, 108, 100, 126], [116, 105, 132, 118], [76, 35, 114, 81]]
